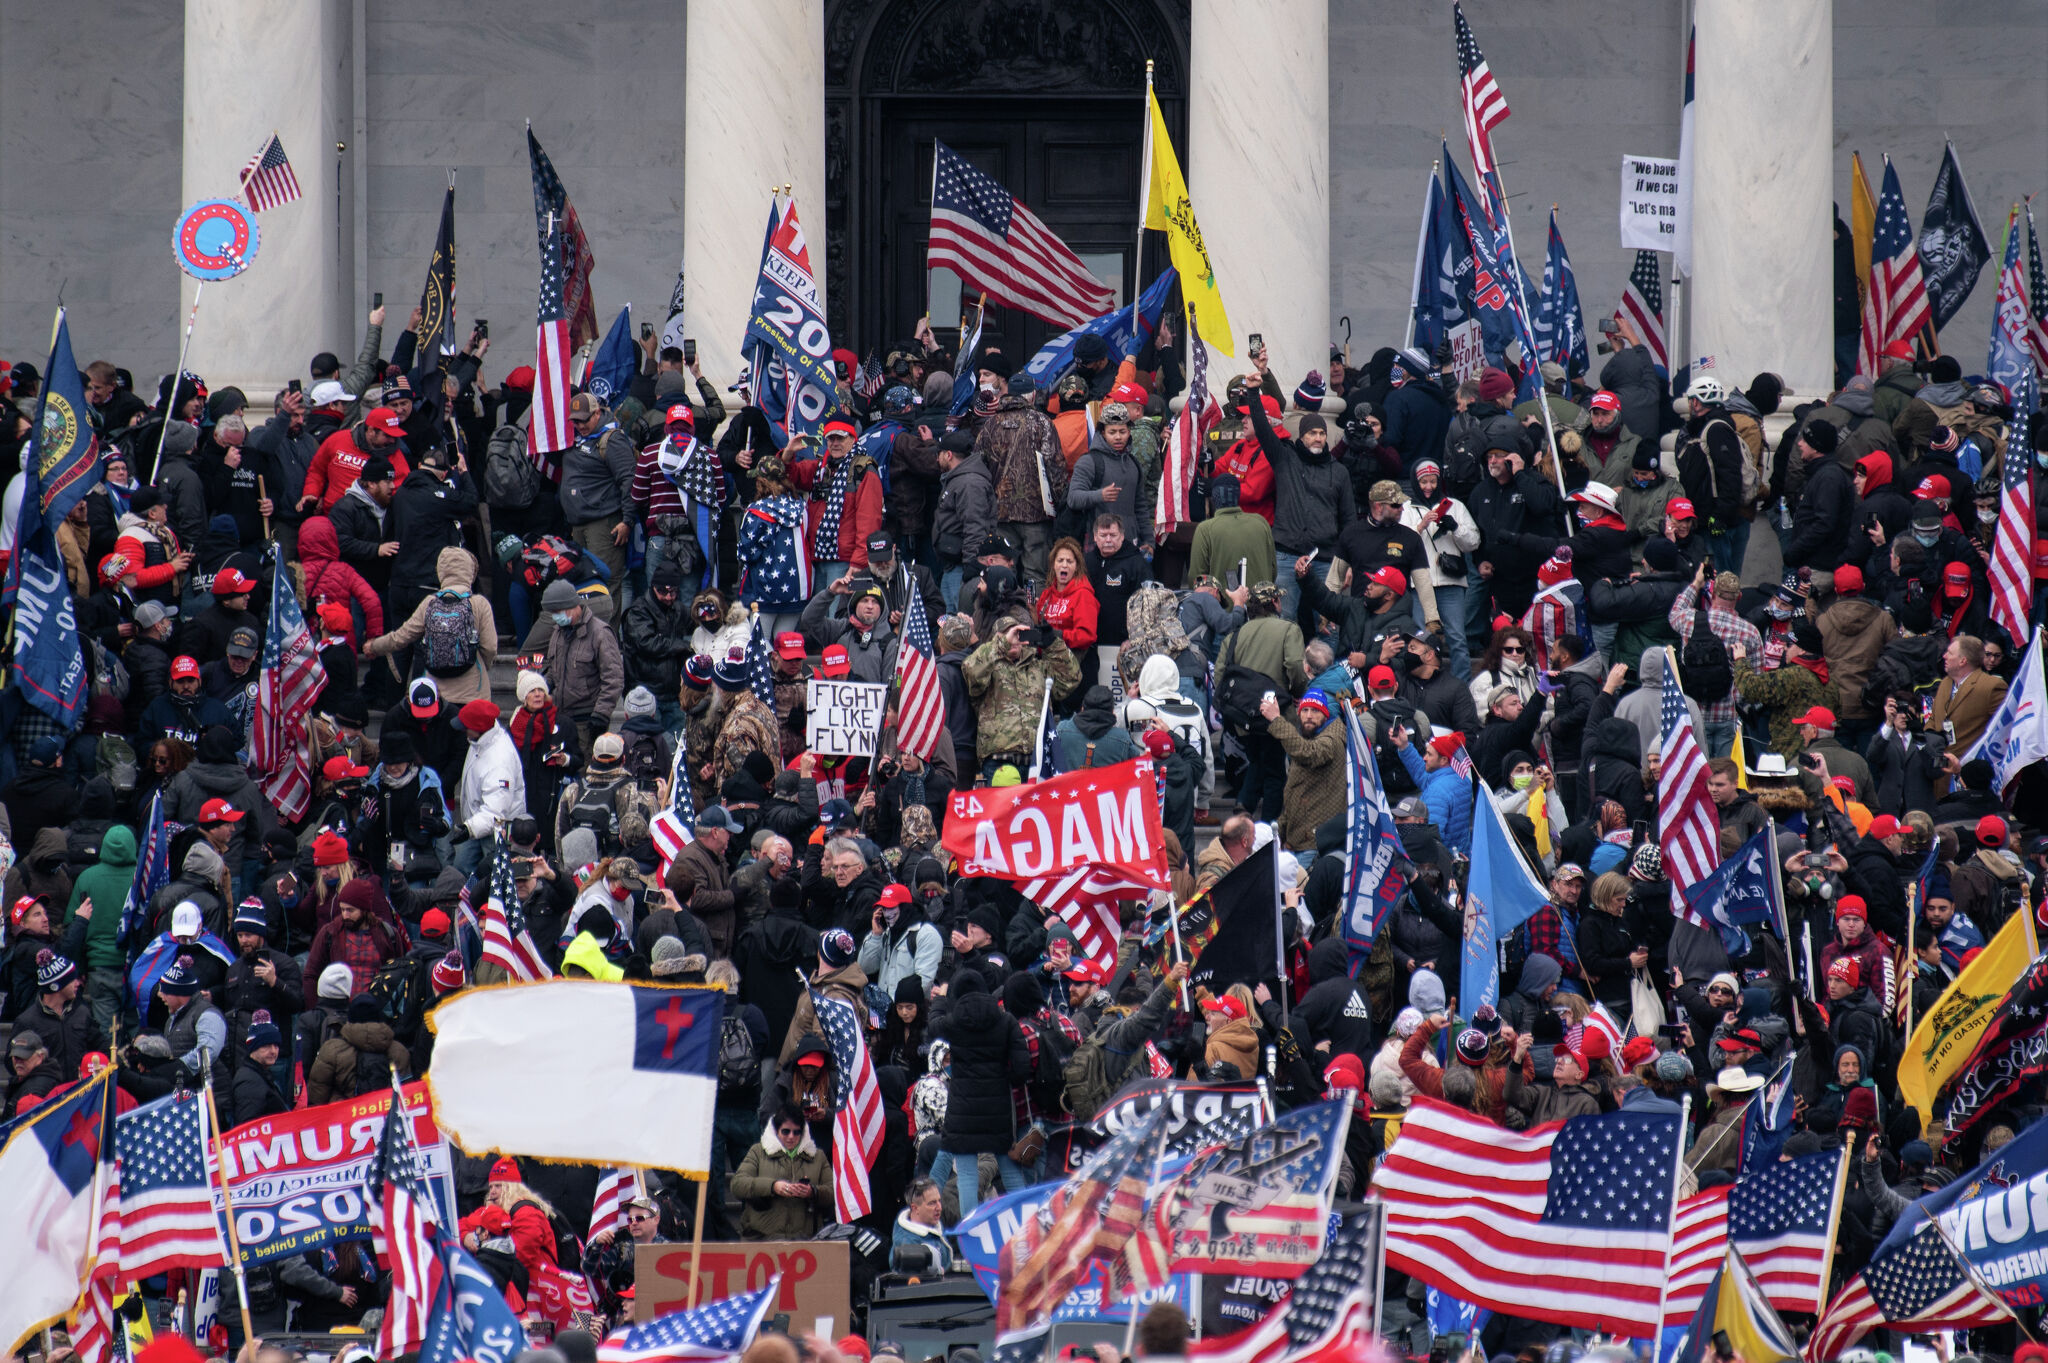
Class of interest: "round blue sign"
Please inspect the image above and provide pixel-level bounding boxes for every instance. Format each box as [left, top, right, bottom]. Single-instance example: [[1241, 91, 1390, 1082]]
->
[[174, 199, 259, 280]]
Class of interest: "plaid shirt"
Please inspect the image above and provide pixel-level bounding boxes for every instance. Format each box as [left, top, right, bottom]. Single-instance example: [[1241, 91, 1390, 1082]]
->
[[1014, 1007, 1084, 1129], [1522, 904, 1580, 979], [1666, 582, 1763, 724]]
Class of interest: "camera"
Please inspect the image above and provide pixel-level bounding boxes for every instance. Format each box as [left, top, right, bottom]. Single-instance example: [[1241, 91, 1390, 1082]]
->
[[876, 757, 900, 781], [1598, 318, 1620, 335]]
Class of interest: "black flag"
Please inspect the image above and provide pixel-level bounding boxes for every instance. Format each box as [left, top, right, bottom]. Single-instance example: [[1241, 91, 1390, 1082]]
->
[[1917, 143, 1990, 332], [1188, 840, 1282, 996], [416, 185, 457, 364]]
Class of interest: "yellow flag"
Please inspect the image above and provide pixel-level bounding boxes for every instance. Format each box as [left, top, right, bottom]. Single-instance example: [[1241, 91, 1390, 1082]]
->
[[1711, 1246, 1803, 1363], [1528, 785, 1552, 859], [1897, 901, 2039, 1133], [1850, 152, 1877, 298], [1730, 727, 1749, 790], [1145, 90, 1234, 355]]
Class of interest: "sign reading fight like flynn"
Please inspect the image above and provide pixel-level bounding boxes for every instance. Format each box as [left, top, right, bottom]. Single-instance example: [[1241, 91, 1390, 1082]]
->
[[1619, 154, 1682, 251], [213, 1082, 456, 1264], [636, 1240, 849, 1325], [806, 680, 889, 757], [940, 757, 1170, 893]]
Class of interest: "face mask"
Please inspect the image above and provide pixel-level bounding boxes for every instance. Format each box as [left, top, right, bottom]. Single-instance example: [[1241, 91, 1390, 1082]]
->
[[550, 611, 574, 627], [609, 882, 633, 902], [879, 906, 900, 927], [1913, 530, 1940, 548], [1511, 772, 1534, 790]]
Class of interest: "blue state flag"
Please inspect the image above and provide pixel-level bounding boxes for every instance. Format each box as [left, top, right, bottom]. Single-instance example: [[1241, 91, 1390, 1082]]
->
[[1339, 697, 1406, 963], [584, 305, 637, 407], [26, 311, 100, 541], [1022, 268, 1178, 388], [1534, 209, 1589, 377], [4, 392, 88, 726], [0, 1071, 112, 1354], [420, 1224, 526, 1363], [1411, 166, 1469, 359], [1462, 777, 1553, 1014]]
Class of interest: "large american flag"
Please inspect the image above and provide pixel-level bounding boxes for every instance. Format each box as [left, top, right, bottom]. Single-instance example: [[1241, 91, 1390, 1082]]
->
[[367, 1078, 441, 1357], [70, 1093, 122, 1363], [1619, 249, 1669, 371], [893, 586, 946, 760], [928, 141, 1114, 329], [1807, 1219, 2005, 1360], [1020, 866, 1147, 976], [113, 1092, 225, 1278], [528, 128, 594, 472], [598, 1279, 780, 1363], [237, 133, 302, 213], [1155, 307, 1215, 537], [1371, 1096, 1683, 1336], [480, 832, 551, 981], [1988, 389, 2037, 648], [1658, 664, 1718, 907], [1188, 1210, 1381, 1363], [252, 549, 326, 822], [649, 710, 698, 879], [589, 1167, 636, 1243], [1454, 4, 1511, 177], [1661, 1148, 1846, 1325], [1859, 157, 1934, 378], [2027, 203, 2048, 374], [810, 985, 884, 1220]]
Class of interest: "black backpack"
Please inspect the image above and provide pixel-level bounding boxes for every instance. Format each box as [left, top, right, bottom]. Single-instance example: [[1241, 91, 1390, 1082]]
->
[[352, 1042, 395, 1099], [483, 424, 546, 509], [1215, 629, 1276, 734], [366, 952, 435, 1047], [565, 782, 623, 856], [718, 1012, 759, 1091], [1680, 605, 1734, 707]]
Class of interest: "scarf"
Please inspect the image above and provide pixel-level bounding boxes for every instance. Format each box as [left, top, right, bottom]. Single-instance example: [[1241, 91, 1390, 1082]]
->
[[813, 454, 853, 553], [509, 701, 558, 749], [1789, 653, 1830, 684], [1941, 582, 1975, 638]]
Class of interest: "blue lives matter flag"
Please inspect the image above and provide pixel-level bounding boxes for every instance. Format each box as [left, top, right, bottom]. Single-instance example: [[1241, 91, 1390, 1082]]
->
[[1339, 697, 1406, 964], [598, 1279, 780, 1363], [1534, 209, 1589, 376], [1022, 268, 1178, 388], [584, 305, 637, 406]]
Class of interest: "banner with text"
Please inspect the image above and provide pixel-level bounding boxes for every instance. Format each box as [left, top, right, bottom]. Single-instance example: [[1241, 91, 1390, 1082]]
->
[[806, 679, 889, 757], [1620, 154, 1682, 252], [942, 756, 1170, 892]]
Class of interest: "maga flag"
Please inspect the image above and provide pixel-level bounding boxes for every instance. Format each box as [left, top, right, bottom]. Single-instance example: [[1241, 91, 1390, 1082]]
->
[[1145, 88, 1233, 355], [943, 757, 1170, 895], [1897, 901, 2039, 1133], [1339, 697, 1405, 962]]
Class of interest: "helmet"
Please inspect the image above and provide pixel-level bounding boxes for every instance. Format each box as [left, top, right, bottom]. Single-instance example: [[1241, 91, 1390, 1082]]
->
[[1684, 375, 1726, 405], [880, 384, 918, 416]]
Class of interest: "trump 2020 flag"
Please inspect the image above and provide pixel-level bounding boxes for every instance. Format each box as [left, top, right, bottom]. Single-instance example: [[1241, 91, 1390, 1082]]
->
[[1339, 696, 1406, 964], [0, 1071, 112, 1354], [744, 194, 835, 436], [1964, 626, 2047, 797], [1461, 778, 1553, 1015], [1534, 209, 1588, 376], [1681, 824, 1780, 940], [427, 980, 724, 1173]]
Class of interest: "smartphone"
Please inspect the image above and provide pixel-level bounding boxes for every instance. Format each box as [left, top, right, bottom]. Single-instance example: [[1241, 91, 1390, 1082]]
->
[[641, 321, 655, 340], [1631, 819, 1650, 846], [1658, 1021, 1687, 1039], [373, 291, 383, 309], [1598, 318, 1619, 334], [475, 318, 489, 338], [1248, 332, 1264, 354], [1799, 753, 1822, 770], [683, 337, 698, 364], [286, 378, 302, 394]]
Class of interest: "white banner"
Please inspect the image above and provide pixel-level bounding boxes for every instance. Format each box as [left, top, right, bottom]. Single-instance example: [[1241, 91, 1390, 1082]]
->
[[1620, 154, 1682, 251], [1448, 321, 1486, 385], [806, 679, 889, 757]]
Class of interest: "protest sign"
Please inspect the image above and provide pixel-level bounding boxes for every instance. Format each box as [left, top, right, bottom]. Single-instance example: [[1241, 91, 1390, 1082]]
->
[[1447, 321, 1485, 385], [637, 1240, 850, 1327], [214, 1081, 456, 1264], [807, 679, 889, 757], [1620, 154, 1682, 251]]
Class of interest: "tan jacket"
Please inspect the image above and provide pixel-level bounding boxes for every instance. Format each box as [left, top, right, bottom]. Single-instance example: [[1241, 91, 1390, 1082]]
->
[[1932, 669, 2008, 755], [363, 547, 498, 704]]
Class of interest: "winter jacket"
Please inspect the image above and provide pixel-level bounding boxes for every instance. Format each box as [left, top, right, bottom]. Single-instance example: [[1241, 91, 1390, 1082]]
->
[[307, 1020, 410, 1106], [730, 1124, 834, 1240], [1054, 699, 1141, 771], [1816, 596, 1897, 724], [1037, 575, 1099, 652], [456, 724, 527, 840], [65, 824, 137, 973], [1381, 376, 1456, 474], [668, 838, 739, 959], [387, 469, 480, 594], [1244, 400, 1358, 555], [735, 495, 814, 611], [1188, 507, 1277, 592], [934, 451, 997, 568], [1397, 743, 1474, 852], [297, 516, 384, 641], [325, 482, 393, 581], [621, 591, 692, 698], [1597, 347, 1664, 458], [733, 903, 819, 1048], [1067, 438, 1149, 543], [859, 912, 944, 999], [1784, 455, 1855, 571], [1675, 406, 1745, 531], [543, 613, 625, 722], [156, 446, 210, 550], [1588, 573, 1688, 676], [975, 397, 1069, 524], [1504, 1058, 1604, 1123], [303, 423, 409, 510], [1271, 709, 1346, 851], [1085, 542, 1151, 648], [780, 959, 868, 1065], [962, 635, 1083, 760], [790, 453, 886, 566], [559, 423, 637, 526], [936, 976, 1033, 1154], [798, 589, 898, 684], [1469, 469, 1567, 587], [364, 547, 498, 705], [1221, 614, 1305, 693]]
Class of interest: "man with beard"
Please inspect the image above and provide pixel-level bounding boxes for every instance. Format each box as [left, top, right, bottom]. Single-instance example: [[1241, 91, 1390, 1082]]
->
[[222, 901, 303, 1063]]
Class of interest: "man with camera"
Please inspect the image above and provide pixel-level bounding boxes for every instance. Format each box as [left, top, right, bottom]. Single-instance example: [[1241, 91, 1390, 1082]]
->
[[960, 610, 1082, 783]]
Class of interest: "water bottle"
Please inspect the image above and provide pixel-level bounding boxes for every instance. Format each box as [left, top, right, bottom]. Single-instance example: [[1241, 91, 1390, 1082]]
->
[[1778, 497, 1793, 530]]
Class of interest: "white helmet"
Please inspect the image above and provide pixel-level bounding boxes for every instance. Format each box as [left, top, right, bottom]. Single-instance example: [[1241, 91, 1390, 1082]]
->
[[1684, 375, 1727, 405]]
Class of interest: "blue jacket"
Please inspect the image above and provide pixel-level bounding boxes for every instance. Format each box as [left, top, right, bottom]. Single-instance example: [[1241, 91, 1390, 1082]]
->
[[1396, 743, 1472, 853]]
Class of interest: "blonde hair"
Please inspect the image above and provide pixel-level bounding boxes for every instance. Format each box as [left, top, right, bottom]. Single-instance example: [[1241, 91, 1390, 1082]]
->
[[1226, 982, 1264, 1033], [1590, 871, 1632, 914], [707, 959, 741, 993], [311, 860, 357, 908], [489, 1181, 558, 1219]]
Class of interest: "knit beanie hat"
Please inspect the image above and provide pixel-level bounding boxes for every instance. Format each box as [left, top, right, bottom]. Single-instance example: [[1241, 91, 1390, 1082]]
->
[[1454, 1029, 1490, 1065], [317, 962, 354, 1001], [651, 936, 688, 977], [625, 686, 659, 719], [516, 669, 550, 703], [819, 927, 858, 969]]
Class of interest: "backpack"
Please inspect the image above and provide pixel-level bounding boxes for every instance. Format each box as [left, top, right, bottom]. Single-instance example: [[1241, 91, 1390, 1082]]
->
[[483, 424, 545, 508], [565, 782, 623, 856], [513, 1198, 584, 1267], [97, 734, 139, 797], [1680, 605, 1734, 707], [718, 1012, 759, 1091], [419, 590, 479, 677], [1215, 629, 1276, 734], [1030, 1016, 1078, 1117], [352, 1042, 394, 1098], [1062, 1031, 1115, 1123], [619, 730, 669, 785]]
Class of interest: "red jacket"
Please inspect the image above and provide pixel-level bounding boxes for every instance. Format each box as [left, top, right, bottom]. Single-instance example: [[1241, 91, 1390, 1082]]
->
[[1036, 575, 1099, 651], [296, 517, 384, 640], [459, 1200, 559, 1272], [1211, 436, 1275, 525], [303, 426, 411, 509], [790, 456, 884, 567], [114, 521, 183, 592]]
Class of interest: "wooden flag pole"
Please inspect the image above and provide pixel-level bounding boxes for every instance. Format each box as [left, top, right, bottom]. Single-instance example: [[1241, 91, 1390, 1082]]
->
[[201, 1062, 259, 1345], [686, 1174, 711, 1308], [151, 282, 206, 484]]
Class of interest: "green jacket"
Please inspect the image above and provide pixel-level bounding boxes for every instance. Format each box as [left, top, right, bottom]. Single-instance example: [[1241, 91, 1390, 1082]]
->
[[730, 1125, 834, 1240], [962, 635, 1083, 760], [1187, 506, 1277, 590], [1270, 711, 1346, 850], [1221, 615, 1305, 692], [68, 824, 137, 973], [1733, 658, 1842, 759]]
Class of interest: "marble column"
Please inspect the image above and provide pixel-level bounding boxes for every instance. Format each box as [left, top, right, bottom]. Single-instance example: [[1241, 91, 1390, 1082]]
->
[[1187, 0, 1329, 386], [180, 0, 351, 399], [1688, 2, 1833, 401], [684, 0, 827, 390]]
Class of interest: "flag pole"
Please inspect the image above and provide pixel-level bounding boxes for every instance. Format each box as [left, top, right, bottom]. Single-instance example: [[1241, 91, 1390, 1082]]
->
[[200, 1058, 258, 1345], [1120, 1082, 1174, 1360], [151, 282, 207, 484], [686, 1173, 710, 1307], [1652, 1092, 1692, 1333], [1134, 61, 1154, 344], [1482, 161, 1571, 511], [1811, 1142, 1851, 1318], [1406, 160, 1440, 352], [1273, 833, 1289, 1027]]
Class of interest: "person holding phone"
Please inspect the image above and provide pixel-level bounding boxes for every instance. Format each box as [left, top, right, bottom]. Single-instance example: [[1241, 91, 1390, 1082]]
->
[[732, 1101, 834, 1239]]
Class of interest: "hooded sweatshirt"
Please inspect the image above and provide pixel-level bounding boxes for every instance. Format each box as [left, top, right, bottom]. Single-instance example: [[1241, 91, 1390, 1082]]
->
[[363, 547, 498, 703], [297, 516, 384, 642], [67, 824, 138, 972]]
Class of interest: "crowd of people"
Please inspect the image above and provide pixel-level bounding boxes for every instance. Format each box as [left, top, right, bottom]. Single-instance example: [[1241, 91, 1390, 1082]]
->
[[0, 300, 2044, 1348]]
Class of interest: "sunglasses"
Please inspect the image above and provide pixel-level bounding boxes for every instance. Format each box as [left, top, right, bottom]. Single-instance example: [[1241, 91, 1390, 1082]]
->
[[627, 1213, 656, 1224], [1501, 645, 1527, 655]]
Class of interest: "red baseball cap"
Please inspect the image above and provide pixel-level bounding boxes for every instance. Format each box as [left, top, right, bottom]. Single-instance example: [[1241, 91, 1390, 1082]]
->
[[1666, 497, 1697, 521], [821, 420, 858, 438], [1108, 381, 1148, 405], [1791, 706, 1836, 728], [1882, 338, 1916, 360], [1367, 665, 1398, 690], [877, 883, 912, 908], [1589, 390, 1622, 412], [322, 755, 369, 781], [211, 566, 255, 595], [818, 644, 852, 678], [198, 798, 245, 825], [665, 403, 694, 427], [775, 631, 807, 661], [1914, 474, 1951, 500], [1368, 565, 1408, 596], [1063, 958, 1110, 983], [1203, 994, 1248, 1020], [170, 655, 200, 680], [1833, 564, 1865, 594], [365, 406, 405, 437], [1866, 814, 1901, 840], [1978, 814, 2009, 848], [502, 366, 536, 392]]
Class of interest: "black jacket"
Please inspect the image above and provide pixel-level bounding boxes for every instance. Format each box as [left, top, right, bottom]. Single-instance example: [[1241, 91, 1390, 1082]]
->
[[325, 487, 394, 584], [1084, 542, 1151, 648], [388, 470, 479, 592], [1843, 835, 1909, 941], [935, 976, 1031, 1155], [621, 593, 692, 697], [17, 998, 103, 1081], [1473, 693, 1547, 788], [1245, 400, 1358, 556], [1582, 715, 1650, 828], [1577, 907, 1638, 1012], [1863, 727, 1942, 818], [229, 1059, 293, 1126], [1395, 656, 1481, 743], [733, 905, 819, 1049], [1292, 939, 1376, 1062], [1507, 521, 1635, 587], [1784, 456, 1855, 571], [1468, 470, 1566, 585], [1675, 407, 1744, 530]]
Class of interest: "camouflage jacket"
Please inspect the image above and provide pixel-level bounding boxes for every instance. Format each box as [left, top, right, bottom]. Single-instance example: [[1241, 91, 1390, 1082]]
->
[[960, 636, 1083, 760], [714, 691, 781, 789], [1733, 657, 1842, 759], [974, 396, 1068, 524]]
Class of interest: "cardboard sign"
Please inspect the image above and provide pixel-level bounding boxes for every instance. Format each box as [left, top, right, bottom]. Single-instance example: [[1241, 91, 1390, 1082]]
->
[[636, 1239, 850, 1326], [807, 679, 889, 757], [1447, 321, 1485, 385], [1619, 154, 1681, 250]]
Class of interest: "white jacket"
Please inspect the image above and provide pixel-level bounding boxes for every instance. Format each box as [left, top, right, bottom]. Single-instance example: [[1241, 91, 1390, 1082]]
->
[[1399, 496, 1482, 589], [457, 724, 526, 838]]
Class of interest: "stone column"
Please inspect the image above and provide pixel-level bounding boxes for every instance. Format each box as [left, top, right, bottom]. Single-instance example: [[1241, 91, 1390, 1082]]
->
[[1688, 2, 1833, 400], [181, 0, 351, 398], [1187, 0, 1329, 386], [684, 0, 827, 390]]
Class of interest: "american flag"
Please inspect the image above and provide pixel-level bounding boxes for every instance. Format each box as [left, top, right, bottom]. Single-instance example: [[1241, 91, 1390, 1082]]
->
[[810, 985, 885, 1220], [236, 133, 302, 213], [1988, 377, 2038, 649], [480, 832, 551, 981], [113, 1092, 225, 1278], [747, 615, 777, 709], [590, 1167, 636, 1242], [528, 127, 594, 472], [928, 141, 1115, 329], [119, 789, 169, 949], [1658, 664, 1718, 908], [1029, 677, 1061, 781], [70, 1088, 122, 1363], [1188, 1210, 1382, 1363], [1806, 1220, 2005, 1360], [2026, 203, 2048, 374], [1155, 308, 1215, 536], [252, 549, 327, 822], [1661, 1148, 1846, 1325], [367, 1078, 441, 1358], [1019, 867, 1147, 975], [597, 1279, 780, 1363], [649, 717, 698, 879], [1619, 249, 1669, 371], [854, 352, 885, 400], [893, 585, 947, 760], [1454, 4, 1511, 177], [999, 1105, 1169, 1332], [1371, 1096, 1684, 1336], [1859, 157, 1934, 378], [1446, 736, 1475, 781]]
